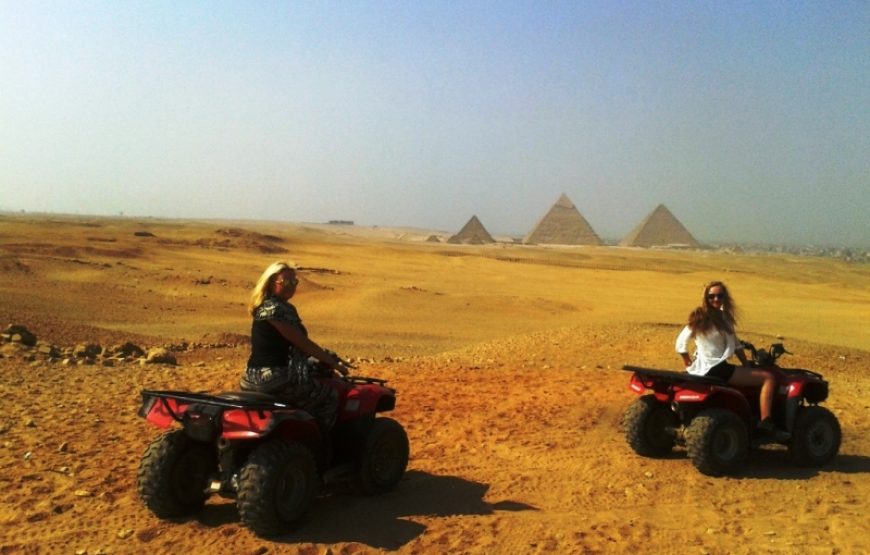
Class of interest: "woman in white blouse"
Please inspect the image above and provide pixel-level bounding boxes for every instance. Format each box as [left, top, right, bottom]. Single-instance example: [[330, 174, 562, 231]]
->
[[675, 281, 780, 435]]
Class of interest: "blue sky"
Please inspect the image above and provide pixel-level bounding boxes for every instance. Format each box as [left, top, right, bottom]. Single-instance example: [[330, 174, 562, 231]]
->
[[1, 1, 867, 246]]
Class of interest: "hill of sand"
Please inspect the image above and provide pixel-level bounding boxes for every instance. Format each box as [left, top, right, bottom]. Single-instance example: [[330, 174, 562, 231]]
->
[[0, 213, 868, 555]]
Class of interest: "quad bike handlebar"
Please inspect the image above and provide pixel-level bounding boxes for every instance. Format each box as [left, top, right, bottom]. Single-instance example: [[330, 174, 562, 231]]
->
[[312, 355, 390, 387], [741, 341, 790, 367]]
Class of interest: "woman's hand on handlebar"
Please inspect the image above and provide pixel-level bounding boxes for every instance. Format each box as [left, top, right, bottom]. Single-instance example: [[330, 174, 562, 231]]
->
[[324, 352, 354, 376]]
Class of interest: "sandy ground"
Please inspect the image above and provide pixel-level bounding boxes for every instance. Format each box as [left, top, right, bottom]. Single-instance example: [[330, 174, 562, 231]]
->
[[0, 214, 868, 554]]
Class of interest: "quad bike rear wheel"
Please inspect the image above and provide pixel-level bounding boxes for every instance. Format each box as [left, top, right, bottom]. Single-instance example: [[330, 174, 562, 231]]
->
[[357, 417, 409, 495], [686, 409, 748, 476], [623, 394, 679, 457], [789, 406, 841, 467], [137, 430, 216, 517], [237, 439, 317, 537]]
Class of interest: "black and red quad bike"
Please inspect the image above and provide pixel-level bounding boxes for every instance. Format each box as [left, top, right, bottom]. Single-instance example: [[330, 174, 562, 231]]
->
[[136, 365, 409, 536], [622, 342, 841, 476]]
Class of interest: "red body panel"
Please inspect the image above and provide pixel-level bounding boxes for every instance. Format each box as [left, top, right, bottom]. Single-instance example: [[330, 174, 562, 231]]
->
[[339, 382, 388, 420], [144, 397, 189, 428], [141, 375, 397, 440], [673, 384, 716, 402], [221, 408, 274, 439]]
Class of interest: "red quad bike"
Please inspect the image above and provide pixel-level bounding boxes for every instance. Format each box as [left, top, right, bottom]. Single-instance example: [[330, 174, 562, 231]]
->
[[136, 364, 409, 537], [622, 342, 841, 477]]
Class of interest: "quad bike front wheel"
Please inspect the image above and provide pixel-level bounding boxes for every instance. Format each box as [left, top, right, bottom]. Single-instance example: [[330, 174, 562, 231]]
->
[[357, 417, 409, 495], [789, 406, 841, 467], [237, 439, 317, 537], [686, 409, 748, 477], [137, 430, 216, 518], [623, 394, 679, 457]]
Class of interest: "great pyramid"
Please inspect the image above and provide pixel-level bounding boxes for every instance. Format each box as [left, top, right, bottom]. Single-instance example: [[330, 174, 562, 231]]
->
[[619, 204, 700, 248], [523, 193, 602, 246], [447, 215, 496, 245]]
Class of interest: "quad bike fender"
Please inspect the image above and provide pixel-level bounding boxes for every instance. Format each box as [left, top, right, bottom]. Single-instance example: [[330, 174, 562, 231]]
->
[[675, 385, 753, 421], [627, 373, 670, 402], [339, 384, 396, 420], [783, 378, 829, 404], [140, 395, 190, 428], [221, 408, 317, 440], [778, 376, 829, 432]]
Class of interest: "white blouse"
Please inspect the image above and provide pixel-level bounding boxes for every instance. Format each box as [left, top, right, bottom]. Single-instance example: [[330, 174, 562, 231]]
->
[[675, 325, 740, 376]]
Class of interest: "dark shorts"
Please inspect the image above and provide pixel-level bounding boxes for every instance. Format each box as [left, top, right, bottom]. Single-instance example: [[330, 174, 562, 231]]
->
[[706, 361, 736, 382]]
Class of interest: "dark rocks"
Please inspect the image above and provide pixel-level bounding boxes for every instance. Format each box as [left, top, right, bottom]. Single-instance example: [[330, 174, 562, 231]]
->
[[106, 342, 145, 358], [36, 342, 61, 358], [0, 326, 176, 366], [0, 323, 244, 367], [3, 325, 37, 346], [73, 343, 103, 359]]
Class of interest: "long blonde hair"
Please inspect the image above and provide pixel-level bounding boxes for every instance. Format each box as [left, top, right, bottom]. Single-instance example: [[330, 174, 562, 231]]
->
[[688, 280, 738, 336], [248, 261, 296, 315]]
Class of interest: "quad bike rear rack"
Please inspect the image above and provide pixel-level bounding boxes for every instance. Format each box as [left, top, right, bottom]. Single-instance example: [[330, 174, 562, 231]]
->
[[622, 366, 727, 385], [140, 389, 291, 409], [138, 390, 292, 422], [345, 376, 389, 386]]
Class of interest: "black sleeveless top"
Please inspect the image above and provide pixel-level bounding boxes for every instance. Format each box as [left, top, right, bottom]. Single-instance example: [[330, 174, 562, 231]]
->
[[246, 296, 308, 368]]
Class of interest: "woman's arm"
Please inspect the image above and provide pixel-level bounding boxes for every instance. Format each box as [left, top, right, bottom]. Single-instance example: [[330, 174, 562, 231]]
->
[[269, 320, 351, 374], [732, 334, 749, 366], [675, 325, 693, 368]]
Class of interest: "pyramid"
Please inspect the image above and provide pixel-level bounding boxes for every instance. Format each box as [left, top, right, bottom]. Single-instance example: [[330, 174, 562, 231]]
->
[[523, 193, 602, 245], [447, 215, 495, 244], [619, 204, 700, 248]]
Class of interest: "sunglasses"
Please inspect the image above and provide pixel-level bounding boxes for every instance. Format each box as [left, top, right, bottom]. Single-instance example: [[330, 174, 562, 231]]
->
[[275, 277, 298, 286], [707, 293, 725, 300]]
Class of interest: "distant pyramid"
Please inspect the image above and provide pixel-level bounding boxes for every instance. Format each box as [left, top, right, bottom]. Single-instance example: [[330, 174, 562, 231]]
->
[[620, 204, 700, 248], [426, 235, 441, 243], [524, 193, 602, 245], [447, 215, 495, 245]]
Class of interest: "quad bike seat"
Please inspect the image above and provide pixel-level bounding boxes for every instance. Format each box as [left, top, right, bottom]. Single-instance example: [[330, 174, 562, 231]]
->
[[622, 365, 727, 385], [217, 391, 280, 404]]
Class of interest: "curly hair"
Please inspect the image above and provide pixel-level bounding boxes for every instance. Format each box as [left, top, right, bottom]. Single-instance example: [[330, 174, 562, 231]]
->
[[687, 280, 738, 336]]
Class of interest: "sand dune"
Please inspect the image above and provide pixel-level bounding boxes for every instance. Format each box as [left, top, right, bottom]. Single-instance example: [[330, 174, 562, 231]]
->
[[0, 214, 867, 554]]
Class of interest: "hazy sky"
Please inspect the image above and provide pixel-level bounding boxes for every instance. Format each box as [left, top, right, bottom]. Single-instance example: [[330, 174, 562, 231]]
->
[[1, 1, 868, 246]]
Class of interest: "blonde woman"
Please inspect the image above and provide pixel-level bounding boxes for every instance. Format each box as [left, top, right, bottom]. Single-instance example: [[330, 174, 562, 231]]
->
[[241, 261, 351, 430], [675, 281, 782, 436]]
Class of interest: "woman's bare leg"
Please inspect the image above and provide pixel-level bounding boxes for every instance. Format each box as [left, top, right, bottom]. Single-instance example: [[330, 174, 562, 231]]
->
[[728, 367, 776, 421]]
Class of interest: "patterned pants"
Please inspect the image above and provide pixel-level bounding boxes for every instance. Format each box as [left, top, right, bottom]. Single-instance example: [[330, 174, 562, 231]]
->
[[241, 363, 338, 430], [276, 379, 338, 431]]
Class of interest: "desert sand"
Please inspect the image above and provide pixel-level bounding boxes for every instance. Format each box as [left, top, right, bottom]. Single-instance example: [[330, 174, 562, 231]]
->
[[0, 214, 867, 555]]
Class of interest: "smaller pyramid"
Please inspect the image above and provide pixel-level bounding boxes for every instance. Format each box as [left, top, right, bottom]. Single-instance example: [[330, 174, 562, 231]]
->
[[426, 235, 441, 243], [524, 193, 602, 245], [620, 204, 700, 248], [447, 215, 495, 245]]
